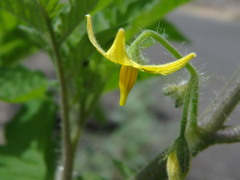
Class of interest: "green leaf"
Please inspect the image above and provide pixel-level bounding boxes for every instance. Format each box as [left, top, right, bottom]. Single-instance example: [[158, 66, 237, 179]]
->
[[77, 173, 109, 180], [90, 0, 113, 14], [112, 159, 136, 179], [0, 11, 36, 66], [0, 65, 48, 103], [58, 0, 98, 42], [0, 29, 36, 66], [101, 0, 190, 39], [0, 0, 47, 33], [0, 0, 62, 49], [58, 0, 113, 43], [0, 9, 18, 31], [135, 0, 190, 25], [37, 0, 61, 18], [126, 0, 191, 37], [0, 100, 56, 180]]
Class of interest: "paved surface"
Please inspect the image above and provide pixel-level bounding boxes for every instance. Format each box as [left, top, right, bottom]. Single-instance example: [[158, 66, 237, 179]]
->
[[193, 0, 240, 7]]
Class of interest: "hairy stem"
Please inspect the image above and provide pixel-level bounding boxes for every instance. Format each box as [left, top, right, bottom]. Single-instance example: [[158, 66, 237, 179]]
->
[[213, 125, 240, 143], [179, 78, 192, 137], [134, 30, 199, 180], [199, 66, 240, 133], [71, 102, 87, 155], [130, 30, 199, 136], [189, 78, 199, 130], [48, 21, 73, 180], [37, 2, 73, 179]]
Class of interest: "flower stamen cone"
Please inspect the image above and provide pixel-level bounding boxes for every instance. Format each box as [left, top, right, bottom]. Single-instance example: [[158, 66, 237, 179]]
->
[[119, 66, 138, 106]]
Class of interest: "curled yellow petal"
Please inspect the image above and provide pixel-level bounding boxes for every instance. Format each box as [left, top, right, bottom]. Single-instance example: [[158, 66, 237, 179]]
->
[[119, 66, 138, 106], [106, 28, 128, 64], [85, 14, 106, 56], [140, 53, 197, 75], [86, 14, 196, 75], [86, 14, 140, 67]]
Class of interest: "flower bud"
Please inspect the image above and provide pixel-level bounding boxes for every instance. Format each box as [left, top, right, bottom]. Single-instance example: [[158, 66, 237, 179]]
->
[[163, 81, 188, 108], [167, 150, 182, 180], [167, 138, 191, 180]]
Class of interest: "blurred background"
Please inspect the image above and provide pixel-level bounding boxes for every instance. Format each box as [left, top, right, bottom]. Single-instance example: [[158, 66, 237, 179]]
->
[[1, 0, 240, 179]]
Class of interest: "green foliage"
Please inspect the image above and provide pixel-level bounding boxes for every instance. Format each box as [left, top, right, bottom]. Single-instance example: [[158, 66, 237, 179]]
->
[[77, 173, 109, 180], [0, 0, 63, 53], [112, 159, 136, 179], [100, 0, 191, 38], [58, 0, 113, 43], [37, 0, 61, 19], [0, 100, 56, 180], [0, 0, 47, 33], [131, 0, 190, 27], [91, 0, 113, 14], [0, 11, 36, 66], [0, 65, 48, 103], [0, 0, 190, 94]]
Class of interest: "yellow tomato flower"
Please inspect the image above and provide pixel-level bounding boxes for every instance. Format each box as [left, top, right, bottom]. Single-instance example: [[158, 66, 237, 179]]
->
[[86, 14, 196, 106]]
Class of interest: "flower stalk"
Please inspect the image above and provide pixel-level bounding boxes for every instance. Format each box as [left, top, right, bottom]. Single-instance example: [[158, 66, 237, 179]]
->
[[128, 24, 199, 180]]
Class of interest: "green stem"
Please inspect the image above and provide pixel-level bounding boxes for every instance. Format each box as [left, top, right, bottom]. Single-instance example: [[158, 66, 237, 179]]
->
[[200, 65, 240, 133], [179, 80, 192, 137], [134, 31, 240, 180], [134, 152, 167, 180], [130, 30, 199, 135], [71, 77, 104, 163], [71, 101, 87, 154], [134, 30, 199, 179], [48, 21, 73, 180], [129, 30, 198, 74], [189, 76, 199, 130], [135, 64, 240, 180], [213, 125, 240, 143], [36, 2, 73, 179], [130, 30, 182, 59]]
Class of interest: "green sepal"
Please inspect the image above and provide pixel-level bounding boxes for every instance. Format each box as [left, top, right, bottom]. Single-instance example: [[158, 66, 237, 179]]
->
[[175, 137, 191, 175]]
